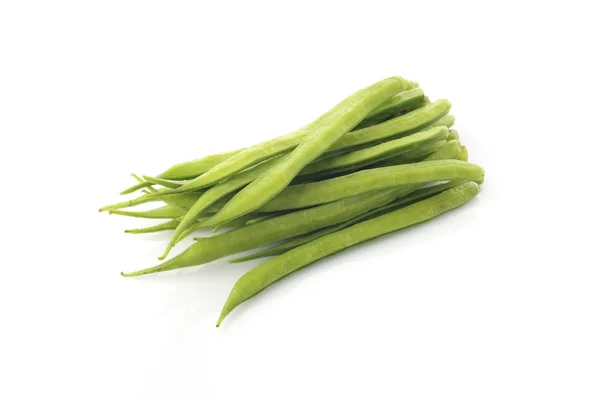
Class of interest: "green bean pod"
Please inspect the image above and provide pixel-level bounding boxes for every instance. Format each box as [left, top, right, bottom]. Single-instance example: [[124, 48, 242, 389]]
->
[[258, 159, 484, 212], [120, 189, 404, 277], [159, 155, 287, 259], [165, 78, 413, 194], [207, 77, 409, 226], [109, 205, 184, 219], [229, 180, 465, 263], [119, 150, 245, 195], [216, 181, 481, 326], [125, 219, 180, 234], [353, 88, 425, 129], [100, 191, 197, 213], [120, 142, 463, 276], [324, 99, 451, 154], [298, 126, 449, 179], [141, 176, 189, 189], [375, 140, 448, 167]]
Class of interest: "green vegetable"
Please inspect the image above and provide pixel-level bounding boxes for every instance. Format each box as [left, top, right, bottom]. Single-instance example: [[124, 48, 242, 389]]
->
[[208, 77, 408, 226], [216, 181, 481, 326], [257, 159, 484, 212], [109, 205, 184, 219], [229, 180, 466, 263], [124, 219, 180, 234]]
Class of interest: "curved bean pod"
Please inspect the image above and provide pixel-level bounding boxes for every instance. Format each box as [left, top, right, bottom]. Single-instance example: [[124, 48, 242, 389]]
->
[[120, 141, 462, 276], [353, 88, 425, 129], [208, 77, 408, 226], [155, 149, 245, 180], [229, 180, 465, 263], [216, 181, 481, 326], [120, 180, 155, 196], [120, 189, 403, 277], [298, 126, 449, 178], [141, 175, 189, 189], [125, 219, 180, 234], [119, 150, 245, 195], [258, 159, 484, 212], [324, 99, 451, 154], [159, 155, 287, 259], [375, 140, 449, 167], [109, 205, 184, 219], [165, 78, 411, 193]]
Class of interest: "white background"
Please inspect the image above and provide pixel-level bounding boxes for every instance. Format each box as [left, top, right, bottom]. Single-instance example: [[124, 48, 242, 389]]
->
[[1, 1, 599, 399]]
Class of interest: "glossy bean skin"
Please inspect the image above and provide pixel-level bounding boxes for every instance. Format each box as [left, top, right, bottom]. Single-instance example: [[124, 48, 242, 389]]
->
[[229, 180, 465, 263], [258, 159, 484, 212], [159, 155, 287, 259], [109, 205, 184, 219], [207, 77, 408, 226], [353, 88, 425, 129], [120, 189, 404, 277], [298, 126, 449, 179], [216, 182, 481, 326]]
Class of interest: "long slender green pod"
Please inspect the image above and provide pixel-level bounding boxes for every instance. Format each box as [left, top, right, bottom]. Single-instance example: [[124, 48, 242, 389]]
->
[[165, 78, 411, 194], [208, 77, 408, 226], [120, 189, 404, 277], [141, 176, 189, 189], [217, 182, 481, 326], [298, 126, 449, 178], [375, 140, 448, 167], [324, 99, 451, 154], [159, 155, 287, 259], [100, 190, 203, 213], [353, 88, 425, 129], [119, 149, 245, 195], [125, 219, 180, 234], [258, 159, 484, 212], [120, 142, 463, 276], [120, 180, 155, 196], [109, 205, 184, 219], [229, 180, 465, 263]]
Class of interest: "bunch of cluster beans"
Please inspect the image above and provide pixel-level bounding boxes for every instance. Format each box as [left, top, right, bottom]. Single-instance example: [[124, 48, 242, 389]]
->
[[100, 76, 484, 326]]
